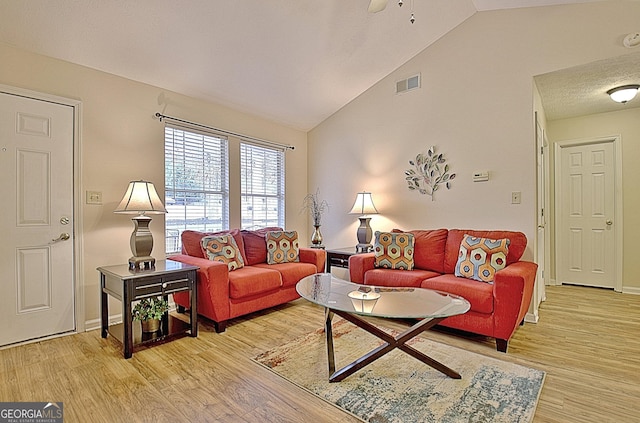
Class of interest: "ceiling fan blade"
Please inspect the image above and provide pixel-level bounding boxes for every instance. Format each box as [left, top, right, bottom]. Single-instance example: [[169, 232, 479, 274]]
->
[[368, 0, 388, 13]]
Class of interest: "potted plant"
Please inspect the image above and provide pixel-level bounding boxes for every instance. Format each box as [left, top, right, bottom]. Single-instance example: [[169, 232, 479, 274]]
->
[[301, 189, 329, 247], [133, 297, 169, 333]]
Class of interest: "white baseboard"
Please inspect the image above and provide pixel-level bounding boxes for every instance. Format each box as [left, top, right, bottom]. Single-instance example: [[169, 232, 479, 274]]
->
[[85, 315, 121, 332], [525, 311, 539, 324], [622, 286, 640, 295]]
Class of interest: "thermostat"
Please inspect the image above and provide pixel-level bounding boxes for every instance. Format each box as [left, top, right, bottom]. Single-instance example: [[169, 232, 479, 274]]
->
[[472, 171, 489, 182]]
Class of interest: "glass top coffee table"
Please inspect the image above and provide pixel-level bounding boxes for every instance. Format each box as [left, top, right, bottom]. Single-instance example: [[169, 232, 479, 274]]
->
[[296, 273, 471, 382]]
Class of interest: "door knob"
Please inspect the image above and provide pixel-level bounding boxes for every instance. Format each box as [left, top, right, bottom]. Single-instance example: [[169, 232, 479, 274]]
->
[[52, 233, 70, 242], [606, 220, 613, 226]]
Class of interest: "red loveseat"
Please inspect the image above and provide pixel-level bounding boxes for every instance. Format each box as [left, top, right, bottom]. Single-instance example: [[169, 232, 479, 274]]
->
[[349, 229, 537, 352], [171, 228, 326, 332]]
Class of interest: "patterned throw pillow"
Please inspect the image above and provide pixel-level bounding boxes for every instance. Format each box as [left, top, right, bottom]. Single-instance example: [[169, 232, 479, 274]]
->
[[201, 235, 245, 271], [455, 234, 510, 283], [373, 231, 415, 270], [266, 231, 300, 264]]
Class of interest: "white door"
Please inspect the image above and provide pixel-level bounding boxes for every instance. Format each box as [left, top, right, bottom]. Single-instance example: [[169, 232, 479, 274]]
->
[[0, 92, 75, 346], [556, 140, 616, 289]]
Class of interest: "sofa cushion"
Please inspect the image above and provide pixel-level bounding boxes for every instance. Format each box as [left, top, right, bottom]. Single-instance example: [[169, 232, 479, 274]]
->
[[363, 268, 441, 288], [455, 234, 510, 283], [254, 262, 318, 287], [422, 274, 494, 314], [393, 228, 448, 273], [266, 230, 300, 264], [181, 229, 246, 262], [444, 229, 527, 274], [241, 227, 283, 265], [374, 231, 415, 270], [201, 234, 245, 271], [228, 266, 282, 299]]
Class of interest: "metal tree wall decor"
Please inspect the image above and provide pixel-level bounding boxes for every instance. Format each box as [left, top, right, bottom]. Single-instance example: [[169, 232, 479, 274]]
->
[[405, 146, 456, 200]]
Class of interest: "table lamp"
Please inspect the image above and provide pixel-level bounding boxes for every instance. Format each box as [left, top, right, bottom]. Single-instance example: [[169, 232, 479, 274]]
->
[[349, 191, 378, 253], [114, 180, 167, 269]]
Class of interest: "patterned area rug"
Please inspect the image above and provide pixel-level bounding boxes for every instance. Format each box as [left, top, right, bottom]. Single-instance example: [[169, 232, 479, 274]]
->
[[253, 319, 545, 423]]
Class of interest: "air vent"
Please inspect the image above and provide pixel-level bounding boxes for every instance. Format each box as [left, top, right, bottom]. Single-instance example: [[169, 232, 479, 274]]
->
[[396, 73, 421, 94]]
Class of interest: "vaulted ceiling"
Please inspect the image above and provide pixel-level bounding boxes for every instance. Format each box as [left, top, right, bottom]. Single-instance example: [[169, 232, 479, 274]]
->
[[1, 0, 627, 130]]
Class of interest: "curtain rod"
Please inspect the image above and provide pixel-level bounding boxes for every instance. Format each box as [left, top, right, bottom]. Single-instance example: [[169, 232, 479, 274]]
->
[[155, 112, 295, 151]]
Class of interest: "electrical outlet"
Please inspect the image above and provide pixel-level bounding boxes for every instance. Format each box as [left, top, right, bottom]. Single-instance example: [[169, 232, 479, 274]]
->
[[86, 190, 102, 205], [511, 191, 521, 204]]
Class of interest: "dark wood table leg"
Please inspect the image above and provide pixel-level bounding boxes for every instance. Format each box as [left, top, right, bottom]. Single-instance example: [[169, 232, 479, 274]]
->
[[123, 288, 133, 359], [325, 308, 336, 375], [327, 310, 461, 382], [189, 270, 198, 337], [100, 274, 108, 338]]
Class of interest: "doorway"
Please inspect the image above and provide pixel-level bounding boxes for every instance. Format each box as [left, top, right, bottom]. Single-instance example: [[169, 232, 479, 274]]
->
[[554, 136, 622, 291], [0, 85, 82, 347]]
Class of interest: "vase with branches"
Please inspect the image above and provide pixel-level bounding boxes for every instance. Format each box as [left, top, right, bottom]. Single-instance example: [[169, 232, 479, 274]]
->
[[301, 189, 329, 247]]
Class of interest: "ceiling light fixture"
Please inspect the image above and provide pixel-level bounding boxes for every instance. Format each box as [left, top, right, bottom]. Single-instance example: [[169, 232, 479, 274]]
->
[[369, 0, 415, 24], [606, 85, 640, 103]]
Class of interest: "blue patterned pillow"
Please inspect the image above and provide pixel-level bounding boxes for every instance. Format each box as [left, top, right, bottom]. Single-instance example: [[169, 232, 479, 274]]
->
[[455, 234, 510, 283]]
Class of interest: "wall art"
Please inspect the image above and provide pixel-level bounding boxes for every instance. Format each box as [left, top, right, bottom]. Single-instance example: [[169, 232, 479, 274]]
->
[[405, 145, 456, 200]]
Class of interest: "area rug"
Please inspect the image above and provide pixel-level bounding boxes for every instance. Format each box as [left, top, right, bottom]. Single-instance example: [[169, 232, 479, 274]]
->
[[253, 319, 545, 423]]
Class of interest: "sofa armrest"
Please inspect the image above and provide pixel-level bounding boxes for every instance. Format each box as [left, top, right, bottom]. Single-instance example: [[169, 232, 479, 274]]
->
[[169, 254, 231, 321], [299, 248, 327, 273], [349, 253, 376, 284], [492, 260, 538, 341]]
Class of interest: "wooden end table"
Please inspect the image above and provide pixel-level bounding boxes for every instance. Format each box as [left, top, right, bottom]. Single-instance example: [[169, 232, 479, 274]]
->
[[325, 246, 369, 273], [98, 259, 198, 358]]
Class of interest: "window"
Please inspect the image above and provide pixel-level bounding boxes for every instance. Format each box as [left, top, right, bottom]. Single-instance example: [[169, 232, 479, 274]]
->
[[240, 142, 285, 229], [164, 125, 229, 253]]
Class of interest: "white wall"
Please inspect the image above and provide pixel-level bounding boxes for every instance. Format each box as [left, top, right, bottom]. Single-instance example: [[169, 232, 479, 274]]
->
[[547, 107, 640, 291], [308, 2, 640, 264], [0, 41, 309, 327]]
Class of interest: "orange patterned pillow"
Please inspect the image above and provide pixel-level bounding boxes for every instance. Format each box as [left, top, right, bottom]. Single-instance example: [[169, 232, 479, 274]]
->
[[454, 234, 510, 283], [265, 231, 300, 264], [374, 231, 415, 270], [201, 235, 245, 271]]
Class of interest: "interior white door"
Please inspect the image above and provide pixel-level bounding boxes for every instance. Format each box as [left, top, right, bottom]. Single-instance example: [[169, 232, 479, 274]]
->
[[557, 140, 615, 289], [0, 92, 75, 346]]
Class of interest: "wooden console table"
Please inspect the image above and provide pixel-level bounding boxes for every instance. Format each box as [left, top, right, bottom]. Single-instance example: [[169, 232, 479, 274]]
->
[[99, 259, 198, 358]]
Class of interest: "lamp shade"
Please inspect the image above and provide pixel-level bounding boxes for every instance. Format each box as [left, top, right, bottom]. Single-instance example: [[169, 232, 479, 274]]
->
[[607, 85, 640, 103], [349, 192, 378, 215], [114, 180, 167, 214]]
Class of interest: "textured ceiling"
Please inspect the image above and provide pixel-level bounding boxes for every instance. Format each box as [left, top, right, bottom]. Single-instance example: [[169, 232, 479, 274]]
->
[[0, 0, 616, 130], [535, 51, 640, 121]]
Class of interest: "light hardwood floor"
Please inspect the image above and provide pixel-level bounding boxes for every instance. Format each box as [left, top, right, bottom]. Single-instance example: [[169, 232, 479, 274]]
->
[[0, 285, 638, 422]]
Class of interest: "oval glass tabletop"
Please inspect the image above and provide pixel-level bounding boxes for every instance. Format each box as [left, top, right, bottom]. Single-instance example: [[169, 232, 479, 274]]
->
[[296, 273, 470, 319]]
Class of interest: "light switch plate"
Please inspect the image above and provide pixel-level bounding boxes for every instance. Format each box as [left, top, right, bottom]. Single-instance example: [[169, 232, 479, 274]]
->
[[511, 191, 521, 204], [86, 190, 102, 205]]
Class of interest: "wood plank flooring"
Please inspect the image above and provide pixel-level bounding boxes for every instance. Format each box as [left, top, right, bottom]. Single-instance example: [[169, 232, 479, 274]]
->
[[0, 285, 638, 422]]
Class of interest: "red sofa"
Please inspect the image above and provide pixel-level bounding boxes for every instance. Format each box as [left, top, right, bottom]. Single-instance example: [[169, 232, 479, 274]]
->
[[171, 228, 326, 332], [349, 229, 537, 352]]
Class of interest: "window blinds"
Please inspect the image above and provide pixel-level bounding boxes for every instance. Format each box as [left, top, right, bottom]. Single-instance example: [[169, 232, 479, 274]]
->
[[240, 142, 285, 230], [164, 125, 229, 252]]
